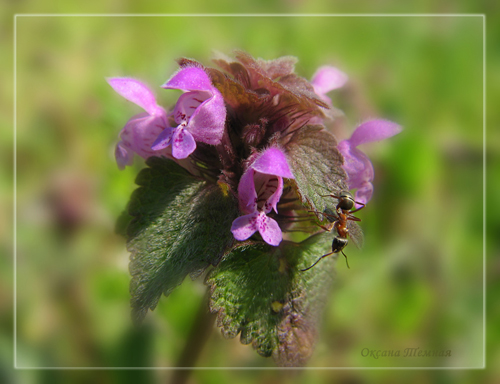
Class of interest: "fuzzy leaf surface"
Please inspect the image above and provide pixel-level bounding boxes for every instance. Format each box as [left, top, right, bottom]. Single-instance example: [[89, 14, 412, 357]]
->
[[284, 125, 347, 212], [206, 233, 335, 366], [283, 125, 363, 245], [127, 157, 238, 322]]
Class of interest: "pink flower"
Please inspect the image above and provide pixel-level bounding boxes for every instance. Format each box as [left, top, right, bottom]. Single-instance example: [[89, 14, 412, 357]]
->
[[231, 147, 294, 246], [107, 78, 171, 170], [151, 66, 226, 159], [311, 66, 348, 106], [337, 120, 402, 206]]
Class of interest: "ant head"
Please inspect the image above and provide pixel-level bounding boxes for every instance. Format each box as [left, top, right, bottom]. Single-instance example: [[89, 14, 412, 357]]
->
[[337, 191, 355, 211]]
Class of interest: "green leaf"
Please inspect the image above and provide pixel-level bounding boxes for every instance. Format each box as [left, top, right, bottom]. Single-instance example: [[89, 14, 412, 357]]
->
[[115, 210, 133, 238], [127, 157, 239, 323], [284, 124, 348, 213], [206, 233, 336, 366], [284, 125, 363, 247]]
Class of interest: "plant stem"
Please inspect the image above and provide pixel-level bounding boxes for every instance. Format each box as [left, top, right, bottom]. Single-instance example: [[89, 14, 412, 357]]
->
[[169, 288, 215, 384]]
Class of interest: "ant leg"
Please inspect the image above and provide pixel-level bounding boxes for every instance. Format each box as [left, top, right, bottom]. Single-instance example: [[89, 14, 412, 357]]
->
[[349, 201, 365, 214], [346, 215, 361, 222], [307, 209, 337, 219], [306, 211, 338, 233], [319, 224, 333, 232], [307, 210, 338, 230], [308, 222, 333, 232]]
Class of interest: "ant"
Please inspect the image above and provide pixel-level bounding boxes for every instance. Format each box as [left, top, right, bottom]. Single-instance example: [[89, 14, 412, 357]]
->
[[301, 191, 364, 272]]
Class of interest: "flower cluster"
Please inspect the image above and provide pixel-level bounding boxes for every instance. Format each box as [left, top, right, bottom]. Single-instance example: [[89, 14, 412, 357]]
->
[[107, 66, 226, 168], [108, 52, 400, 246], [110, 51, 402, 366]]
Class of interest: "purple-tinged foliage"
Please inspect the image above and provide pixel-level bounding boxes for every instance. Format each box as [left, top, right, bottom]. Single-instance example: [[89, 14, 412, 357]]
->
[[109, 51, 401, 367]]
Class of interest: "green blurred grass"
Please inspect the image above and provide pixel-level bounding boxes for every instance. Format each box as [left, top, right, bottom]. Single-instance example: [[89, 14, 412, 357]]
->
[[2, 7, 497, 384]]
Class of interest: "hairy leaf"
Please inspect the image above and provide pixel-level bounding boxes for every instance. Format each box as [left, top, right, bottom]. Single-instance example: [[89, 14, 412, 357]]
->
[[243, 53, 298, 80], [206, 233, 336, 366], [205, 67, 261, 112], [284, 125, 347, 212], [234, 51, 326, 108], [127, 157, 239, 322], [283, 125, 363, 245], [284, 126, 364, 247], [209, 54, 327, 140]]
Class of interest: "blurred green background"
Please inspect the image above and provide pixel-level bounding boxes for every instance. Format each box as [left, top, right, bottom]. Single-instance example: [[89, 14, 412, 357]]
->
[[2, 1, 499, 383]]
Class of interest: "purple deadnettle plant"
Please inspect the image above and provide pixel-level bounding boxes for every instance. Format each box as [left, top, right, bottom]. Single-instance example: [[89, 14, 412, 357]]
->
[[109, 51, 401, 366]]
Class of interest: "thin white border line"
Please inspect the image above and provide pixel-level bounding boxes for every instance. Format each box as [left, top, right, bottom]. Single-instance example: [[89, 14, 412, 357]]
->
[[13, 13, 486, 370], [14, 366, 486, 370], [14, 13, 485, 17], [13, 14, 18, 370], [482, 14, 487, 370]]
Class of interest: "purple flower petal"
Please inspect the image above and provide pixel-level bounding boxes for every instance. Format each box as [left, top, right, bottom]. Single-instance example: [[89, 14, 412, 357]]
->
[[257, 213, 282, 246], [115, 142, 133, 170], [186, 91, 226, 145], [354, 182, 373, 207], [230, 211, 283, 246], [232, 147, 294, 246], [151, 126, 176, 151], [173, 91, 211, 124], [116, 112, 172, 164], [347, 120, 402, 147], [231, 212, 259, 241], [251, 147, 294, 178], [163, 66, 214, 91], [337, 143, 374, 190], [311, 66, 348, 96], [107, 77, 165, 116], [238, 169, 258, 214], [108, 78, 176, 168], [237, 147, 294, 215], [171, 128, 196, 159], [163, 66, 227, 146], [253, 172, 283, 214], [338, 119, 401, 205], [173, 90, 226, 145]]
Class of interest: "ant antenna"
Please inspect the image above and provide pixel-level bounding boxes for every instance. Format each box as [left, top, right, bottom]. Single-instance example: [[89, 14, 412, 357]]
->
[[342, 250, 350, 269], [301, 252, 333, 272], [301, 249, 350, 272]]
